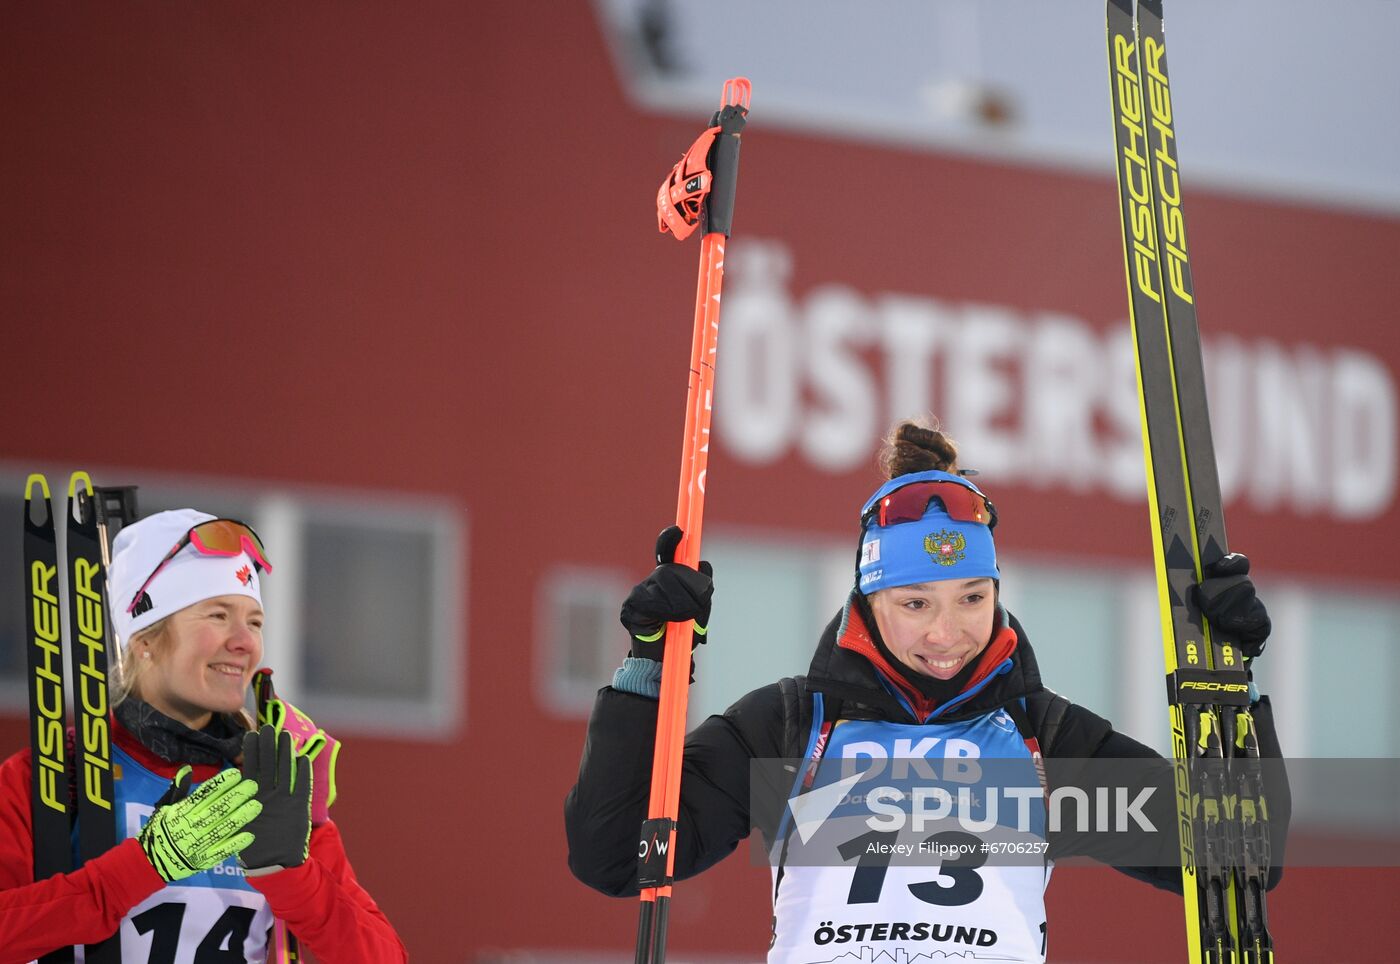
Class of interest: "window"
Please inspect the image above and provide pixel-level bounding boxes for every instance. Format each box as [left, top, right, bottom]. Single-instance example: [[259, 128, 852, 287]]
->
[[689, 532, 852, 724], [291, 498, 462, 735], [536, 532, 853, 723], [1299, 592, 1397, 758], [538, 567, 634, 717], [0, 465, 462, 738], [996, 555, 1129, 731]]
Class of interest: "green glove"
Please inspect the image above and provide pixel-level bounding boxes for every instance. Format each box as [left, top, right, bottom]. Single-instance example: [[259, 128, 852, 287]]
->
[[238, 724, 312, 875], [138, 766, 261, 883]]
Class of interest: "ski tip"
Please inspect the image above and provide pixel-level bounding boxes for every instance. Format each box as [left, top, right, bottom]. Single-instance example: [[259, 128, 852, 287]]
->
[[720, 77, 752, 111], [24, 473, 51, 501], [68, 470, 93, 500]]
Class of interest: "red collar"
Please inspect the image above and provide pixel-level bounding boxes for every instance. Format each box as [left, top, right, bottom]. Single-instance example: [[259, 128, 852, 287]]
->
[[836, 604, 1019, 721]]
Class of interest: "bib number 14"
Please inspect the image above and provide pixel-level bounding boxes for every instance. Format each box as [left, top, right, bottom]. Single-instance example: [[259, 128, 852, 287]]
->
[[130, 902, 257, 963]]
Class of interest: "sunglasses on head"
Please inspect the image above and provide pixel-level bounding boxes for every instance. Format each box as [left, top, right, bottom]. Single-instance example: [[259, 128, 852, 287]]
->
[[126, 518, 272, 615], [862, 478, 998, 531]]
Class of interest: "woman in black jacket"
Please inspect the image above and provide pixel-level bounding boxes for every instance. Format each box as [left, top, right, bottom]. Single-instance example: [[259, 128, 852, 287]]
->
[[566, 419, 1286, 963]]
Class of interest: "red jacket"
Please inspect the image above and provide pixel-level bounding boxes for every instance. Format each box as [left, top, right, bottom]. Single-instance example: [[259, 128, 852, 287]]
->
[[0, 722, 407, 963]]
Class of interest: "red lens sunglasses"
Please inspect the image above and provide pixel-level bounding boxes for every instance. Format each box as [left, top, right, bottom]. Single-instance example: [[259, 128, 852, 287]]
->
[[864, 479, 998, 530]]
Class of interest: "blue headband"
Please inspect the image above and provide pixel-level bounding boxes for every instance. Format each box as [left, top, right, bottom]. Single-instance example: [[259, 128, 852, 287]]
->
[[857, 470, 999, 594]]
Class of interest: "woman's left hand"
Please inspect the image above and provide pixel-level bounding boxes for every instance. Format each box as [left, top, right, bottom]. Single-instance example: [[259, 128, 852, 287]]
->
[[252, 669, 341, 826], [1191, 552, 1271, 660], [237, 725, 312, 874]]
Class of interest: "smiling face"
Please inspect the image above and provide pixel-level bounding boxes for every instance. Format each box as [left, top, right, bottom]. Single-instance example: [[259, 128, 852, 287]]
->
[[867, 578, 996, 681], [135, 595, 264, 729]]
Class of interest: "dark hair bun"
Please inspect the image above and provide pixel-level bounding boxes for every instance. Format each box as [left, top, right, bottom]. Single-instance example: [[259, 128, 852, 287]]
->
[[878, 419, 959, 479]]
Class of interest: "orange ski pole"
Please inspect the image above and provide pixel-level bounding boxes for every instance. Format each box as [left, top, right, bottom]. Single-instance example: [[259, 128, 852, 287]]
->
[[635, 76, 750, 964]]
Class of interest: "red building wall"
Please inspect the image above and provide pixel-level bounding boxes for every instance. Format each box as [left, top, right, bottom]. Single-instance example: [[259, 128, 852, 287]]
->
[[3, 2, 1397, 959]]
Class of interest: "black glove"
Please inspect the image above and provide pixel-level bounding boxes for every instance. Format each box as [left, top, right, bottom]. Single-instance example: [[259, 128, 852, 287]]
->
[[1191, 552, 1270, 660], [237, 724, 312, 875], [620, 525, 713, 662]]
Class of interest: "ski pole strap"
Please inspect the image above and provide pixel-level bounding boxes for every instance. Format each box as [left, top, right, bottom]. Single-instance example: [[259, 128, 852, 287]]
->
[[636, 817, 675, 889], [1170, 668, 1251, 706]]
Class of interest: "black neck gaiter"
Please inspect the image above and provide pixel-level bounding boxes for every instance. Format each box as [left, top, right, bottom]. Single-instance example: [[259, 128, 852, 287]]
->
[[113, 698, 246, 766]]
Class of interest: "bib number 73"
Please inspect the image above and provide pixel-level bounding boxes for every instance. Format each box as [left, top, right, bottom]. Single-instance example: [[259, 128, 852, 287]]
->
[[837, 829, 986, 906]]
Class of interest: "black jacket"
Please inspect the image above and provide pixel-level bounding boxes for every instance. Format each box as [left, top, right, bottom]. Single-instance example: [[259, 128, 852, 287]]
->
[[565, 596, 1288, 897]]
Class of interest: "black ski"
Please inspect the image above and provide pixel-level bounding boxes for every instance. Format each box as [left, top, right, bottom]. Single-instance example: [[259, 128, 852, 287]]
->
[[1131, 7, 1276, 960], [21, 473, 133, 960], [1106, 1, 1273, 961], [24, 474, 74, 964], [65, 472, 122, 963]]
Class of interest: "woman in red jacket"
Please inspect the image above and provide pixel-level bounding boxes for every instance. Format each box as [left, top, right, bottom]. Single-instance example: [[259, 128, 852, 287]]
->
[[0, 509, 407, 963]]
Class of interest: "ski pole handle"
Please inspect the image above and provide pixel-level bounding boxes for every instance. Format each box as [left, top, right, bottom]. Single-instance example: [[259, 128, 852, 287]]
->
[[702, 79, 750, 238]]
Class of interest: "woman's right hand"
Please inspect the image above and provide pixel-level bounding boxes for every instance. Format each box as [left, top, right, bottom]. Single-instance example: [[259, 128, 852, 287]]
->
[[620, 525, 714, 661], [138, 767, 261, 883]]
